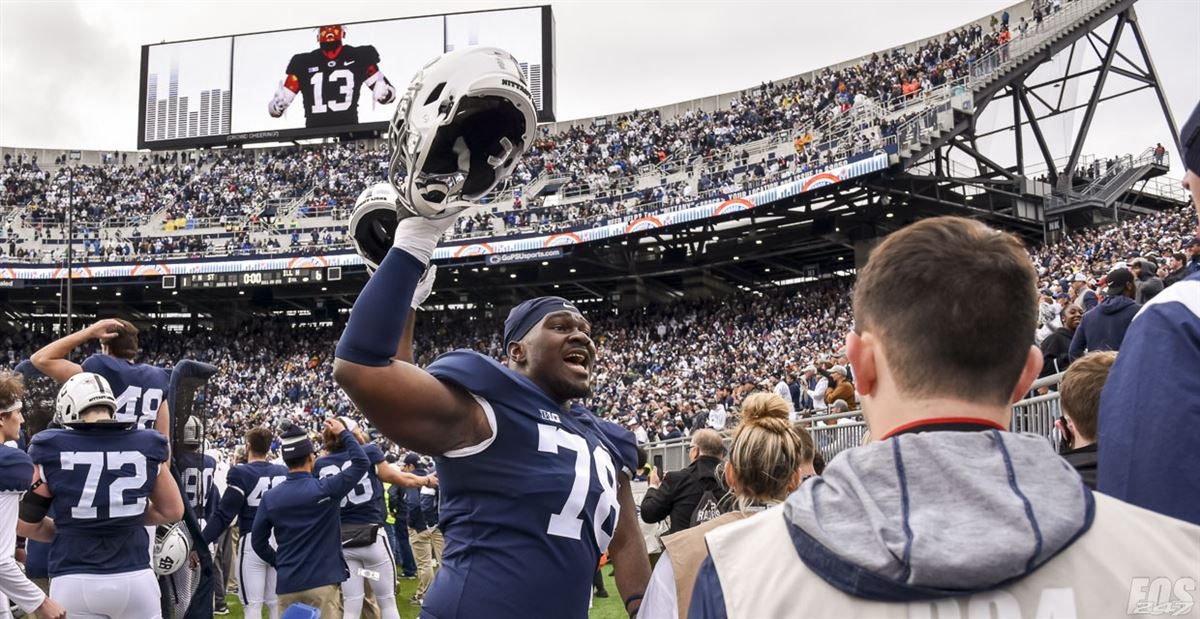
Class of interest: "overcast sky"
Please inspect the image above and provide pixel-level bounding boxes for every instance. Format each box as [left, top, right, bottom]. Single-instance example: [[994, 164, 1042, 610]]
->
[[1, 0, 1197, 168]]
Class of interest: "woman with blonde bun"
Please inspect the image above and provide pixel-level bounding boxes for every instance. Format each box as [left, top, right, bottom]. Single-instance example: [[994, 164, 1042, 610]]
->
[[639, 392, 817, 619]]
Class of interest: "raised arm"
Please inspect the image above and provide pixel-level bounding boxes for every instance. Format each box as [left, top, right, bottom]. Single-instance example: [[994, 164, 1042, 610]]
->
[[30, 319, 124, 383], [375, 461, 435, 490], [334, 213, 489, 456], [317, 421, 371, 501]]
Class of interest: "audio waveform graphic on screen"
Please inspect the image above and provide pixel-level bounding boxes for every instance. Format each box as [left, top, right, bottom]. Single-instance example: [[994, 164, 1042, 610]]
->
[[145, 61, 231, 142]]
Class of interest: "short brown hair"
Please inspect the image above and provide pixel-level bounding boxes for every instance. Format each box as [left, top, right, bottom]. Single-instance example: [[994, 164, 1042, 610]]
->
[[1059, 351, 1116, 441], [0, 371, 24, 410], [106, 319, 139, 360], [244, 427, 273, 456], [853, 217, 1037, 405]]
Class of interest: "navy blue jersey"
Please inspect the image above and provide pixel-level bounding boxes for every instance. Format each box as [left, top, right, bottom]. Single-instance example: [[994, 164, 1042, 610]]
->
[[81, 355, 170, 430], [316, 442, 386, 525], [201, 460, 287, 544], [252, 430, 368, 594], [0, 444, 33, 492], [177, 450, 218, 521], [29, 426, 168, 576], [422, 351, 638, 618]]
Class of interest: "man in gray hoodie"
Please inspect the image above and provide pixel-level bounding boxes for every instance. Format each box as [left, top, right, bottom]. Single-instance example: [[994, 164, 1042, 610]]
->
[[689, 216, 1200, 618]]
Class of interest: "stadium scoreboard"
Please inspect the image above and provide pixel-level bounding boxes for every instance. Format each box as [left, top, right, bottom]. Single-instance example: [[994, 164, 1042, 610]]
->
[[139, 6, 556, 150], [166, 267, 341, 289]]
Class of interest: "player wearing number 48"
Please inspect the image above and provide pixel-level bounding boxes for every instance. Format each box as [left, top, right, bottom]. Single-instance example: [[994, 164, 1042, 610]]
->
[[32, 318, 172, 438], [268, 24, 396, 129], [20, 372, 183, 618]]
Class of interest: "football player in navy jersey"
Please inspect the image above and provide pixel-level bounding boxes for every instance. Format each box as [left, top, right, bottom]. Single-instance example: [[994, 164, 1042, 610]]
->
[[316, 417, 435, 619], [177, 417, 218, 523], [19, 372, 183, 618], [200, 427, 287, 619], [268, 24, 396, 128], [335, 230, 652, 616], [32, 319, 171, 436], [0, 372, 65, 619]]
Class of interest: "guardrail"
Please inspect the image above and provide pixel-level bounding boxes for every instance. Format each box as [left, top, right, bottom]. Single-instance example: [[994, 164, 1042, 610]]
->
[[643, 372, 1065, 474]]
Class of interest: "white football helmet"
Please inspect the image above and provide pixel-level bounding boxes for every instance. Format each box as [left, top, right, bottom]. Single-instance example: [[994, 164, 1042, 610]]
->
[[153, 523, 192, 576], [350, 183, 400, 273], [55, 372, 117, 427], [182, 415, 203, 446], [387, 46, 537, 219]]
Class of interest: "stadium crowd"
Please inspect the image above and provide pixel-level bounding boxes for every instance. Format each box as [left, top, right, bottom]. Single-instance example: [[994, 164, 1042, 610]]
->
[[3, 201, 1196, 452], [0, 4, 1035, 256]]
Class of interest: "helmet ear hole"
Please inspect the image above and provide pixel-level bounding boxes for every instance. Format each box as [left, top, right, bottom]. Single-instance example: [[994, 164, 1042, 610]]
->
[[424, 83, 446, 106]]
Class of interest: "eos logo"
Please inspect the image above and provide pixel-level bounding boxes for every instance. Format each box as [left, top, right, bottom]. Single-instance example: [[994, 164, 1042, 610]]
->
[[1128, 577, 1196, 616], [502, 78, 532, 99]]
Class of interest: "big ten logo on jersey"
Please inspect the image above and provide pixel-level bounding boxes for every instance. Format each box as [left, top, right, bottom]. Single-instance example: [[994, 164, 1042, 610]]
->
[[181, 466, 214, 508], [1128, 578, 1196, 616], [537, 424, 619, 552], [60, 450, 149, 519], [245, 474, 287, 508], [539, 409, 561, 424], [113, 386, 163, 430], [318, 460, 373, 507]]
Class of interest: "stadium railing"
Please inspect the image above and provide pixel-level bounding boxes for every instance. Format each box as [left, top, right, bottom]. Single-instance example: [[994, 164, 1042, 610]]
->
[[643, 372, 1065, 474]]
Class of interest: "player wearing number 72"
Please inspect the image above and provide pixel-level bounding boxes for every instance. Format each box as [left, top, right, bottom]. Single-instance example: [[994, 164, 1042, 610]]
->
[[19, 372, 183, 618], [268, 24, 396, 129]]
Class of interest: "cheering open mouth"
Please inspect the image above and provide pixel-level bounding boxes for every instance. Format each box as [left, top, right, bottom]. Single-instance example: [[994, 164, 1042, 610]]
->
[[563, 348, 592, 375]]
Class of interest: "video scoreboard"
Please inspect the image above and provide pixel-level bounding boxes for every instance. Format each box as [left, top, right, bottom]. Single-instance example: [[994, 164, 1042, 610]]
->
[[167, 267, 341, 289]]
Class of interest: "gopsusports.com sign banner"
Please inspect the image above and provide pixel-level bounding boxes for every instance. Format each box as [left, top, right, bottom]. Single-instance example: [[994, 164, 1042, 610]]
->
[[2, 153, 889, 281]]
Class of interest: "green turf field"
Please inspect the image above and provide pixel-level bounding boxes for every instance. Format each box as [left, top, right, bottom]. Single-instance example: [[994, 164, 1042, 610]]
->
[[220, 565, 627, 618]]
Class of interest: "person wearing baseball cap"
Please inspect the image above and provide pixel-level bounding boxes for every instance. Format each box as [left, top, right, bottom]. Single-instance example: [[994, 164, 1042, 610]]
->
[[1067, 267, 1140, 363], [251, 417, 368, 616], [1097, 101, 1200, 525]]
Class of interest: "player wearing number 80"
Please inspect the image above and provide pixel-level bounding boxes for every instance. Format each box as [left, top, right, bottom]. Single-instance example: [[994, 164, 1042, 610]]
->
[[268, 25, 396, 129], [20, 373, 183, 619]]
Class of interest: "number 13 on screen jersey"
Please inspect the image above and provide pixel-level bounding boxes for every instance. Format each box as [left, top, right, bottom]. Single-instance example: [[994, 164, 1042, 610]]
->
[[538, 424, 620, 551]]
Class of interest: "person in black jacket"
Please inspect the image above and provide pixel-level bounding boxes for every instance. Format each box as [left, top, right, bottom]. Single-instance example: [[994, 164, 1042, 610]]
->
[[1039, 304, 1082, 376], [1068, 268, 1140, 362], [640, 429, 726, 536]]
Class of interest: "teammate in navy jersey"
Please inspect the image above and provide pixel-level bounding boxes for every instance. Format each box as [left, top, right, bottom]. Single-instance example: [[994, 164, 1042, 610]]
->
[[201, 427, 287, 619], [335, 248, 651, 614], [316, 417, 434, 619], [0, 372, 66, 619], [20, 372, 183, 618], [268, 24, 396, 128], [177, 417, 218, 522], [32, 318, 171, 436], [253, 419, 368, 616]]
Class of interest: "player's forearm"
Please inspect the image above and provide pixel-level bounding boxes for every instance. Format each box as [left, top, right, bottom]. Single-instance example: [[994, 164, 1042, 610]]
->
[[30, 330, 88, 378], [15, 519, 53, 544], [335, 248, 424, 368], [612, 479, 651, 617]]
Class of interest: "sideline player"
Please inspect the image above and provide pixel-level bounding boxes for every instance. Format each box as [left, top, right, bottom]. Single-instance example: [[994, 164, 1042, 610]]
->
[[335, 46, 649, 618], [31, 319, 171, 437], [268, 24, 396, 128], [19, 373, 183, 618], [200, 427, 287, 619], [315, 417, 435, 619], [0, 371, 66, 619]]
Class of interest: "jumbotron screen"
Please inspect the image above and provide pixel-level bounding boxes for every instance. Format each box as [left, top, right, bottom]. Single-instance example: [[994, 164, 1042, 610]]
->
[[138, 6, 555, 149]]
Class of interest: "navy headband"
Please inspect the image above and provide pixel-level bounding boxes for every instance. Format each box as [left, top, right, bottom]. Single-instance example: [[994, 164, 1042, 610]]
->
[[504, 296, 583, 347]]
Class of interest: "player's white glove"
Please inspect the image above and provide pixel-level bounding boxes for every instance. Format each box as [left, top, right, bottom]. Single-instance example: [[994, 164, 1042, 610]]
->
[[268, 85, 297, 118], [411, 264, 437, 310], [392, 208, 469, 266], [365, 72, 396, 105]]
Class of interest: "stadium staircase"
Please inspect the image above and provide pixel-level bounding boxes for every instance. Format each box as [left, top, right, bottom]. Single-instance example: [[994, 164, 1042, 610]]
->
[[893, 0, 1125, 166], [1047, 146, 1170, 214]]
